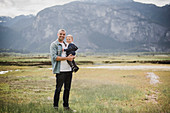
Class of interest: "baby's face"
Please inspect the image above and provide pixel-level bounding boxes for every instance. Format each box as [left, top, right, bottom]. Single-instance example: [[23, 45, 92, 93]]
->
[[66, 36, 73, 44]]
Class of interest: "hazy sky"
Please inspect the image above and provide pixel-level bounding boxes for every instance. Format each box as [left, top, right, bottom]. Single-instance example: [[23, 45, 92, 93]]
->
[[134, 0, 170, 6], [0, 0, 170, 17]]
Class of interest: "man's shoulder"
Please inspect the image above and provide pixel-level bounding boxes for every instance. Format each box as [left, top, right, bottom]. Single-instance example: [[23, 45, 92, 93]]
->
[[51, 40, 57, 44], [51, 40, 60, 46]]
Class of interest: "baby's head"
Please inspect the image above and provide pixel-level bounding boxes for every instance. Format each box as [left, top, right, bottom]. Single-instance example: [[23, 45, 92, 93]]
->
[[66, 34, 73, 44]]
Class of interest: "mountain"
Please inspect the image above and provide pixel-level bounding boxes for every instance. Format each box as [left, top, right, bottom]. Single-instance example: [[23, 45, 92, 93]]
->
[[81, 0, 133, 3], [0, 15, 35, 51], [0, 0, 170, 53]]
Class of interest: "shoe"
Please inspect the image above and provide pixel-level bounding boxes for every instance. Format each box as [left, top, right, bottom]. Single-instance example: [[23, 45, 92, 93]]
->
[[64, 107, 71, 110], [54, 106, 58, 110], [64, 107, 77, 112], [73, 66, 79, 73]]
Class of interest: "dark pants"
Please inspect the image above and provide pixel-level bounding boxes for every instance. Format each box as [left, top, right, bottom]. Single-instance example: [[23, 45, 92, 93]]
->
[[53, 71, 73, 107]]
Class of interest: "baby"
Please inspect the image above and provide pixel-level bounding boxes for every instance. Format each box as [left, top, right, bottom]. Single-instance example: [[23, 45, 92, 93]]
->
[[63, 35, 79, 72]]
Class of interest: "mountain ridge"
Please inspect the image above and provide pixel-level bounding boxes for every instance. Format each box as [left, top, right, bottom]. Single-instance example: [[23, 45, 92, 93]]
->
[[0, 1, 170, 53]]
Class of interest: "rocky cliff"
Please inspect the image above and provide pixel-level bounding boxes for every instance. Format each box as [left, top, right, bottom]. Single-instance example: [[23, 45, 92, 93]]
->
[[0, 0, 170, 52]]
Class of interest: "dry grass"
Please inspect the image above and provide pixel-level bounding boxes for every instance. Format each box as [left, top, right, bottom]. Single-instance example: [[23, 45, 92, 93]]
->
[[0, 63, 170, 112]]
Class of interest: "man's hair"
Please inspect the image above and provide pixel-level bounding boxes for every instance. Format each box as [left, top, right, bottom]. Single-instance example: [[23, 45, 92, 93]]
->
[[66, 34, 73, 40], [58, 29, 66, 33]]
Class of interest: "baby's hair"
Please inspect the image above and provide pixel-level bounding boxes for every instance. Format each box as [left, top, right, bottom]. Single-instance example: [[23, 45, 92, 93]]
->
[[58, 29, 66, 33], [67, 34, 73, 40]]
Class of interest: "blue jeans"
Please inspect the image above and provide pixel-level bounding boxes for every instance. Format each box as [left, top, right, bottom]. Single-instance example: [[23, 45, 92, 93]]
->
[[53, 71, 72, 107]]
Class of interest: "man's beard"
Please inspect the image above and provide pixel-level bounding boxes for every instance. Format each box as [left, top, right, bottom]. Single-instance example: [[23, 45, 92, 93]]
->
[[58, 37, 64, 41]]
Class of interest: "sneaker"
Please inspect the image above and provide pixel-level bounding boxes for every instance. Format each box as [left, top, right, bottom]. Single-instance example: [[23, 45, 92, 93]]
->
[[54, 106, 58, 110], [64, 107, 77, 112]]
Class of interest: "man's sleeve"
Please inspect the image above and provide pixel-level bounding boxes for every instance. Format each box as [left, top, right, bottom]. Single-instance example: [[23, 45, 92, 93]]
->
[[50, 43, 58, 61]]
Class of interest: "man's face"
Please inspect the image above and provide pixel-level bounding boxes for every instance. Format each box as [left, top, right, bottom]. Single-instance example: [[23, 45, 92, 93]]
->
[[57, 31, 66, 42]]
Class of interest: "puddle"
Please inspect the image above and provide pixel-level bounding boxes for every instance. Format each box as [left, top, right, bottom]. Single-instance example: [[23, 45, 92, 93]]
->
[[48, 68, 52, 70], [83, 65, 170, 70], [0, 71, 10, 74], [15, 69, 20, 71], [146, 72, 160, 85], [0, 70, 20, 74]]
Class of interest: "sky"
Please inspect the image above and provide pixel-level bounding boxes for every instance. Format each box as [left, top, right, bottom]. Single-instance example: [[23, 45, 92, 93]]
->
[[0, 0, 170, 17]]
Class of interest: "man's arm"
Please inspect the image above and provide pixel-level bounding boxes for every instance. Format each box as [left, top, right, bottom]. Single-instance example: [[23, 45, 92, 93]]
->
[[50, 42, 58, 61], [56, 54, 75, 61], [50, 43, 75, 62]]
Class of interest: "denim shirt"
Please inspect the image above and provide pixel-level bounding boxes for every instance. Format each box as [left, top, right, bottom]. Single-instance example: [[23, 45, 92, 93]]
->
[[50, 40, 62, 74]]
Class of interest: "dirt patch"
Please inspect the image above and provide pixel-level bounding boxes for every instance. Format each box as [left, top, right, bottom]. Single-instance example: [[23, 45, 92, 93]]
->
[[103, 60, 170, 64], [84, 65, 170, 70], [144, 90, 159, 104], [146, 72, 160, 85]]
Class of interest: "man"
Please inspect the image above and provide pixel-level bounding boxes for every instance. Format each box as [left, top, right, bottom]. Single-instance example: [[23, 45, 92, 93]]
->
[[50, 29, 75, 110]]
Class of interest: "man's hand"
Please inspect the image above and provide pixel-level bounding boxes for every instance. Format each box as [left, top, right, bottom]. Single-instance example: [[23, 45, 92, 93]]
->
[[67, 54, 75, 61], [56, 54, 75, 61]]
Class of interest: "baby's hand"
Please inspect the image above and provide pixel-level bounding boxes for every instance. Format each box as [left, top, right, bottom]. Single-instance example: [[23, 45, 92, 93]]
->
[[62, 48, 64, 51]]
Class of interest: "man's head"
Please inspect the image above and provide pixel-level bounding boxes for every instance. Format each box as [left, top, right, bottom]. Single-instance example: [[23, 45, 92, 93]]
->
[[66, 35, 73, 44], [57, 29, 66, 42]]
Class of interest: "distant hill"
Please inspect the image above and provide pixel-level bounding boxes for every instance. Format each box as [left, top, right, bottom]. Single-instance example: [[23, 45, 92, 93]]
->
[[0, 0, 170, 53]]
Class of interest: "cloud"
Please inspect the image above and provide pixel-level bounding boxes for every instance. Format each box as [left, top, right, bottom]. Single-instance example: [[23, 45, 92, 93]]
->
[[0, 0, 77, 17], [134, 0, 170, 6], [0, 0, 170, 17]]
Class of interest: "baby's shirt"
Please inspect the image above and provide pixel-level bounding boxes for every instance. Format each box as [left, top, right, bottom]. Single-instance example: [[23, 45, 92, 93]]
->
[[64, 42, 78, 56]]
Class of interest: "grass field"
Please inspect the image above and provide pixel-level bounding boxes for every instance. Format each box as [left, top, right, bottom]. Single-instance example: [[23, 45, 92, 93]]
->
[[1, 52, 170, 64], [0, 54, 170, 113]]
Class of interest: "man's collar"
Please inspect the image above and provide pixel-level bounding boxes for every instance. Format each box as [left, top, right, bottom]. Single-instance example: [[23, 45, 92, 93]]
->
[[55, 39, 62, 45]]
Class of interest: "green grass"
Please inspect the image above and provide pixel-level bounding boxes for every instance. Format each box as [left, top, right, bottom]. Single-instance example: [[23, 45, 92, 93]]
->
[[0, 63, 170, 113], [1, 53, 170, 64], [76, 55, 170, 64], [0, 53, 170, 113]]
